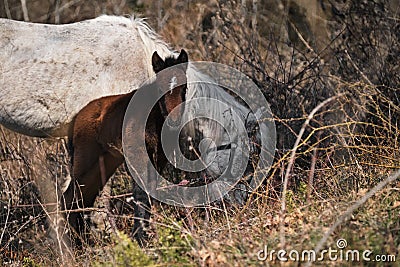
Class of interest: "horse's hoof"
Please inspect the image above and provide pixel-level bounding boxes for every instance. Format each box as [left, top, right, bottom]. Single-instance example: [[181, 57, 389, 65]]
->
[[131, 225, 149, 247]]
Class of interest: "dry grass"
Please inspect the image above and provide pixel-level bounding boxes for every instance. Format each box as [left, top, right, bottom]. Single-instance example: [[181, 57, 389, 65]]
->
[[1, 0, 400, 266]]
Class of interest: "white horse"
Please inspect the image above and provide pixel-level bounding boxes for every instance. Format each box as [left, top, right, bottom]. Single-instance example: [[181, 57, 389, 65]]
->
[[0, 15, 251, 137], [0, 15, 256, 178]]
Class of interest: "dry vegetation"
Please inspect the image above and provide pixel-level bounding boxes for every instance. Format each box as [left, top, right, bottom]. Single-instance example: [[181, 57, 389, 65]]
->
[[1, 0, 399, 266]]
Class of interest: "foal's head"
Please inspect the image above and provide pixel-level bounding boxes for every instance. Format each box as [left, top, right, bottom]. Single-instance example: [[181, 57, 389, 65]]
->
[[152, 49, 188, 125]]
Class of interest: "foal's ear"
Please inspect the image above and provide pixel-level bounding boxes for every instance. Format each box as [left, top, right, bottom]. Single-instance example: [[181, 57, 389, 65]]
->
[[178, 49, 189, 63], [152, 51, 165, 73], [177, 49, 189, 65]]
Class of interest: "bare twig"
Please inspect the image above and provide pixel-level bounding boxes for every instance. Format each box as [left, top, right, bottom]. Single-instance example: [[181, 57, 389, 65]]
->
[[344, 49, 373, 86], [37, 0, 83, 22], [252, 0, 257, 31], [157, 0, 163, 31], [305, 168, 400, 267], [3, 0, 12, 19], [36, 196, 74, 263], [0, 176, 11, 246], [54, 0, 61, 24], [280, 93, 345, 248], [20, 0, 29, 21], [288, 20, 317, 57], [306, 135, 319, 204], [98, 155, 117, 233]]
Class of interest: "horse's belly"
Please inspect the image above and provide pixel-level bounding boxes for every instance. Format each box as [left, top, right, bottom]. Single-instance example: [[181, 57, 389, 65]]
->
[[0, 17, 149, 137]]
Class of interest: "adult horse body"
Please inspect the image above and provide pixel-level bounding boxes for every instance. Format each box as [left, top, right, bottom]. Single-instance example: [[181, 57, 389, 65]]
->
[[0, 16, 252, 143], [0, 16, 155, 137], [0, 15, 264, 256]]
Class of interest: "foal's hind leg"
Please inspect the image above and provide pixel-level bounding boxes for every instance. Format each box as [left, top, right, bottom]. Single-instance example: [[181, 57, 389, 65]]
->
[[63, 143, 123, 242], [62, 140, 101, 237]]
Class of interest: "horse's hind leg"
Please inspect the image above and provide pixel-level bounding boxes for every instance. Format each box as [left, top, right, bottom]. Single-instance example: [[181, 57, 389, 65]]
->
[[30, 139, 74, 262]]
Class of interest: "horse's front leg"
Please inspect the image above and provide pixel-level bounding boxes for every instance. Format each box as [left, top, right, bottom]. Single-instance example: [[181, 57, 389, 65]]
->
[[131, 168, 152, 246]]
